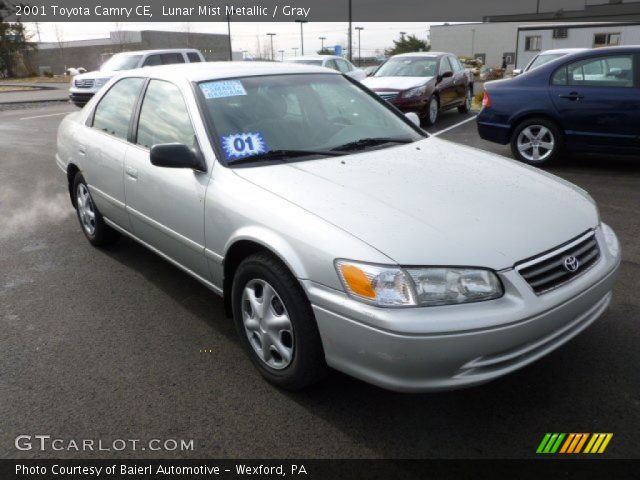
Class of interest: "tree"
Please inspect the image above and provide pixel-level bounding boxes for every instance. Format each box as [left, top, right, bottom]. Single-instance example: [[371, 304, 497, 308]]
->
[[384, 34, 429, 57], [0, 2, 37, 77]]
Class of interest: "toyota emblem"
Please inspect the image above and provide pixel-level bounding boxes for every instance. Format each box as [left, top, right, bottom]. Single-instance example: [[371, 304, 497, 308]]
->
[[563, 256, 580, 273]]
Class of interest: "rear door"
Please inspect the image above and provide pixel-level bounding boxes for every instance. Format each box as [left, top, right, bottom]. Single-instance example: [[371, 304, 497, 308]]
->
[[449, 55, 468, 102], [124, 79, 211, 280], [549, 53, 640, 149], [82, 77, 145, 229]]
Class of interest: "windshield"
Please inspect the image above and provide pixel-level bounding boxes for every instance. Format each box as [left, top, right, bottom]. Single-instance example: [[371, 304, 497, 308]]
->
[[526, 53, 566, 71], [100, 55, 143, 72], [199, 74, 423, 165], [374, 57, 438, 77], [289, 59, 323, 66]]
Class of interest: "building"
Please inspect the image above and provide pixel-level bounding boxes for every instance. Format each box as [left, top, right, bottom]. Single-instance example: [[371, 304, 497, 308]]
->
[[516, 22, 640, 68], [485, 0, 640, 22], [29, 30, 237, 74], [430, 22, 521, 69]]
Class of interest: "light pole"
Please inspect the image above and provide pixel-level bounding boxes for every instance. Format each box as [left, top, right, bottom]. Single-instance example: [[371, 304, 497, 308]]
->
[[471, 28, 476, 57], [292, 47, 299, 56], [295, 20, 307, 55], [348, 0, 353, 61], [399, 31, 407, 40], [319, 36, 326, 52], [266, 33, 276, 61], [278, 49, 284, 61], [226, 11, 233, 61], [355, 27, 364, 66]]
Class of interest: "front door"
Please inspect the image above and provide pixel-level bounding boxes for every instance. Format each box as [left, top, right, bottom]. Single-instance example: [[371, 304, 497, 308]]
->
[[124, 79, 211, 280], [549, 53, 640, 150], [437, 56, 457, 107]]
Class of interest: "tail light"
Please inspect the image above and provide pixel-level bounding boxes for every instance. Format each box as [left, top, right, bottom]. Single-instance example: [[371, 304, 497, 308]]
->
[[482, 91, 492, 108]]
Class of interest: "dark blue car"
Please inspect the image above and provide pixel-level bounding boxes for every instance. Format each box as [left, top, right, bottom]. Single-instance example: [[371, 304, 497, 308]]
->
[[477, 46, 640, 165]]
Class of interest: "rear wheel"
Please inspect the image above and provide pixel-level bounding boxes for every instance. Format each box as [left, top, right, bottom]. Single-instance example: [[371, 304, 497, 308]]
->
[[231, 253, 327, 390], [73, 172, 120, 247], [458, 87, 472, 113], [510, 118, 563, 166]]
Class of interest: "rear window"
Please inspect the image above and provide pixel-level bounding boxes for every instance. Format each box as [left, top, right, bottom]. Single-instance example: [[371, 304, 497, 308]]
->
[[187, 52, 202, 63]]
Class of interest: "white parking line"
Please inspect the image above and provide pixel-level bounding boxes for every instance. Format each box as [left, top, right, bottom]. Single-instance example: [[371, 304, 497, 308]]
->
[[430, 114, 478, 137], [19, 111, 72, 121]]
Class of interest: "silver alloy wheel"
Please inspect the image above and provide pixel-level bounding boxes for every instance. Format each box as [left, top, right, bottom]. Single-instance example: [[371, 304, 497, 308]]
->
[[241, 279, 294, 370], [516, 125, 555, 162], [76, 183, 96, 236], [428, 97, 438, 123]]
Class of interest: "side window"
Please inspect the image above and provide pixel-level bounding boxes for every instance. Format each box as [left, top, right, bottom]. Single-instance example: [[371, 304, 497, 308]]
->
[[567, 55, 633, 87], [440, 56, 453, 74], [92, 77, 144, 140], [450, 57, 463, 72], [142, 55, 161, 67], [551, 66, 568, 86], [160, 53, 185, 65], [136, 80, 197, 149], [325, 59, 339, 71], [187, 52, 202, 63], [336, 59, 352, 73]]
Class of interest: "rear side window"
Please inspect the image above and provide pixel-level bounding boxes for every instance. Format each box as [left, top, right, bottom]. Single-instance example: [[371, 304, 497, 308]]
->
[[160, 53, 186, 65], [553, 55, 634, 87], [325, 59, 339, 71], [136, 80, 196, 149], [187, 52, 202, 63], [336, 59, 353, 73], [143, 55, 161, 67], [92, 77, 144, 140]]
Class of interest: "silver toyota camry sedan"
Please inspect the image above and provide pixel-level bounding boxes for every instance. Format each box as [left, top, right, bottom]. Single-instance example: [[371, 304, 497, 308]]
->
[[56, 62, 621, 392]]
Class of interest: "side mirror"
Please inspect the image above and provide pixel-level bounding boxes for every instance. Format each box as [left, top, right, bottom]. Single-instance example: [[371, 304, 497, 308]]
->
[[437, 70, 453, 82], [512, 69, 522, 76], [405, 112, 421, 127], [150, 143, 206, 171]]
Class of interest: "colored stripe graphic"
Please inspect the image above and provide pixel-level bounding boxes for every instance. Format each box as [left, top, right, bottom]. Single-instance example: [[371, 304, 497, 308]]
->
[[538, 433, 613, 454]]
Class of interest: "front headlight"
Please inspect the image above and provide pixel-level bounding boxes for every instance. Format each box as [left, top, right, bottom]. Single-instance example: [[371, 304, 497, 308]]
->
[[335, 260, 503, 307], [403, 85, 427, 98], [94, 78, 109, 88], [601, 223, 620, 258]]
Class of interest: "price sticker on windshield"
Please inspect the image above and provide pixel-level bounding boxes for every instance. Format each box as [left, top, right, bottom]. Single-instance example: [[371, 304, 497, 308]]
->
[[200, 80, 247, 99], [221, 132, 268, 161]]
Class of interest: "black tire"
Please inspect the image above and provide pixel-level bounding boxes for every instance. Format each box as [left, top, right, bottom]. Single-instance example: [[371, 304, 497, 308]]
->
[[231, 252, 327, 390], [422, 95, 439, 126], [458, 87, 472, 113], [510, 117, 563, 167], [72, 172, 120, 247]]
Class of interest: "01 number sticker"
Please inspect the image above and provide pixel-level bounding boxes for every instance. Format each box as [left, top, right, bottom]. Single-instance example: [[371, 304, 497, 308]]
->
[[221, 132, 268, 161]]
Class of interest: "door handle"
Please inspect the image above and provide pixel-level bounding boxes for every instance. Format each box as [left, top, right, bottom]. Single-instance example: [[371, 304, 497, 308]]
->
[[558, 92, 584, 101], [125, 166, 138, 180], [78, 146, 86, 155]]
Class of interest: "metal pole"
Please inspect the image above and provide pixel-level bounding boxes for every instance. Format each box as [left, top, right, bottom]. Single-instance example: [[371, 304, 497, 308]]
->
[[355, 27, 363, 66], [279, 50, 284, 61], [348, 0, 353, 61], [226, 12, 232, 60], [296, 20, 307, 55], [267, 33, 276, 61], [319, 36, 326, 52]]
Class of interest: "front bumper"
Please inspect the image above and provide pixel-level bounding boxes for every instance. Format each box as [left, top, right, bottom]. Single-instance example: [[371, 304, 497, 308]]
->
[[303, 227, 620, 392], [69, 87, 97, 105]]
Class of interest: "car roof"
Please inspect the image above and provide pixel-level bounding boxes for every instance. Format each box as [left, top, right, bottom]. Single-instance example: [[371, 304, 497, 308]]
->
[[121, 61, 339, 82], [391, 52, 447, 58], [538, 48, 589, 54], [113, 48, 202, 57]]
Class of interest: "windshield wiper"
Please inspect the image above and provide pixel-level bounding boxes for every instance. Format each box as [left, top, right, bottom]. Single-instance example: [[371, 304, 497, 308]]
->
[[330, 137, 414, 152], [227, 149, 346, 166]]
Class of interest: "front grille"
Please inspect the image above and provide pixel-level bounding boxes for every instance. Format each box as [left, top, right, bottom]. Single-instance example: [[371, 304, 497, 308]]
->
[[377, 91, 398, 102], [74, 79, 95, 88], [515, 231, 600, 295]]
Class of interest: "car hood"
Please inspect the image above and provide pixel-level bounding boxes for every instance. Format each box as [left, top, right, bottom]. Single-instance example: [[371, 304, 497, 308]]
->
[[361, 76, 431, 91], [73, 70, 115, 81], [233, 138, 599, 269]]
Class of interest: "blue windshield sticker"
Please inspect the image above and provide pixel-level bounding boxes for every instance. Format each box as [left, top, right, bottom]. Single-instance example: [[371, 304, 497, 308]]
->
[[221, 133, 268, 161], [200, 80, 247, 99]]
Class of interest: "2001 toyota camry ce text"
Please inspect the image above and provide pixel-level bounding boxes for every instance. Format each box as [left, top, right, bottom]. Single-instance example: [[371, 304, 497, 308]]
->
[[56, 62, 621, 392]]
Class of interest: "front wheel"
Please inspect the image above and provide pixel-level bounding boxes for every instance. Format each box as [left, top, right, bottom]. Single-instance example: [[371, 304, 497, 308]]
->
[[73, 172, 120, 247], [510, 118, 563, 166], [231, 253, 327, 390], [423, 96, 439, 126]]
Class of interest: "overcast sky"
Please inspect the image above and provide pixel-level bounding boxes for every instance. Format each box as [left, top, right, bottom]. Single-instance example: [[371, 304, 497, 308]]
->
[[27, 22, 443, 58]]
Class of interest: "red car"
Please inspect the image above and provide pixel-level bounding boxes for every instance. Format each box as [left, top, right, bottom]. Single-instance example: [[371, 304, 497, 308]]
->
[[362, 52, 473, 125]]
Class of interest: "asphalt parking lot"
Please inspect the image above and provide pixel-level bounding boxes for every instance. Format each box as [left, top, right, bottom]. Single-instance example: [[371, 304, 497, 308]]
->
[[1, 103, 638, 460]]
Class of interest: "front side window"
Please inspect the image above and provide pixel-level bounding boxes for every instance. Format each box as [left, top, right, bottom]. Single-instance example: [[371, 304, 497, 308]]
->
[[136, 80, 197, 149], [289, 59, 323, 66], [198, 74, 423, 164], [336, 59, 352, 73], [92, 77, 145, 140], [375, 57, 438, 77], [187, 52, 202, 63], [143, 55, 161, 67], [525, 36, 541, 51], [440, 57, 453, 74], [160, 53, 185, 65], [450, 57, 463, 72], [325, 59, 339, 71]]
